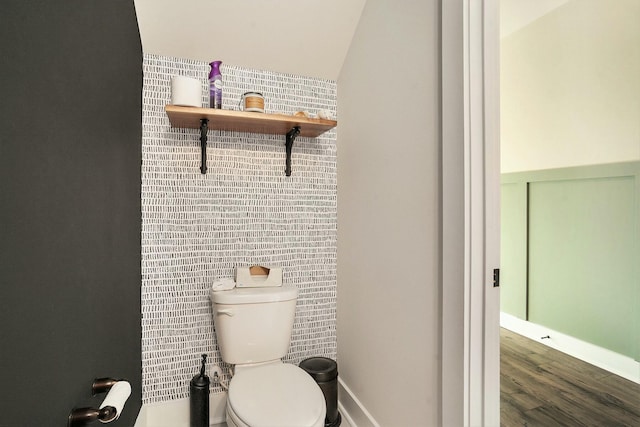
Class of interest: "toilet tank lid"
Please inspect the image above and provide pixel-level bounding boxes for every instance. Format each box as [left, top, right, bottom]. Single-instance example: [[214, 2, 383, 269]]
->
[[211, 286, 298, 304]]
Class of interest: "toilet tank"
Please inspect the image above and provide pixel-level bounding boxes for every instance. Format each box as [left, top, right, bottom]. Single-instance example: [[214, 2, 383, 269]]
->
[[210, 286, 298, 364]]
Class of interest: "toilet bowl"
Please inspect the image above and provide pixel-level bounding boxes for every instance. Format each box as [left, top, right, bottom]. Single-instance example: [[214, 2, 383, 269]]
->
[[226, 362, 325, 427], [210, 286, 326, 427]]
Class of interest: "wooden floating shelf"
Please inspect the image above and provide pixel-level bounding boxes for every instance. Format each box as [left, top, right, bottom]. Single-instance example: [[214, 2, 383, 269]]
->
[[165, 105, 337, 138], [165, 104, 337, 176]]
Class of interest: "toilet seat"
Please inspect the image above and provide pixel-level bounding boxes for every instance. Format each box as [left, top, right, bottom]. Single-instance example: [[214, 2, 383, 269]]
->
[[227, 362, 326, 427]]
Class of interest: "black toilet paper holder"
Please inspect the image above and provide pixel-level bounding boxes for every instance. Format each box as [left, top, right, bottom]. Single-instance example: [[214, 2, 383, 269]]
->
[[67, 378, 123, 427]]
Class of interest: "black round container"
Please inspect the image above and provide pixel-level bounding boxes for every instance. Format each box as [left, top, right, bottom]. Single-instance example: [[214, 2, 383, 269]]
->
[[299, 357, 341, 427]]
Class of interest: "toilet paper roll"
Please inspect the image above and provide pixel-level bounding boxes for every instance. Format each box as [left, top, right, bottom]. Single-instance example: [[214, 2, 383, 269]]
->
[[171, 76, 202, 107], [99, 381, 131, 421]]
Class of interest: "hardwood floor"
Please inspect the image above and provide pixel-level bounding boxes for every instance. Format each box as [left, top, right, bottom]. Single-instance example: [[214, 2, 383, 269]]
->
[[501, 328, 640, 427]]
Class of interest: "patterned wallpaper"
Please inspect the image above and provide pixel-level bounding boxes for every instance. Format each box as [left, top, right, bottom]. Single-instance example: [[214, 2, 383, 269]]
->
[[141, 54, 337, 403]]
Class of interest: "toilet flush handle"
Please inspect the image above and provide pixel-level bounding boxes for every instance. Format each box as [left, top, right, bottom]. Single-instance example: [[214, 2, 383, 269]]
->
[[216, 308, 234, 317]]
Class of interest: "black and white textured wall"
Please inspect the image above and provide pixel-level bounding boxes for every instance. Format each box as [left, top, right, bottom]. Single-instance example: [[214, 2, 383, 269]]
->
[[141, 54, 337, 403]]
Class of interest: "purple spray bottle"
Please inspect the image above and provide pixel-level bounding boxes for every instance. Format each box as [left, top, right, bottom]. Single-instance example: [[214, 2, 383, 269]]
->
[[208, 61, 222, 109]]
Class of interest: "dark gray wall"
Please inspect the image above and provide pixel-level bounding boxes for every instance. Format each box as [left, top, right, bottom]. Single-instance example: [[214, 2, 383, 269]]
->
[[0, 1, 142, 426]]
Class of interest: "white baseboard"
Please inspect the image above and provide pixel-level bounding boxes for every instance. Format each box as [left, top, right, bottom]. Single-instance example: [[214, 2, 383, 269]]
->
[[500, 312, 640, 384], [134, 392, 227, 427], [337, 377, 380, 427]]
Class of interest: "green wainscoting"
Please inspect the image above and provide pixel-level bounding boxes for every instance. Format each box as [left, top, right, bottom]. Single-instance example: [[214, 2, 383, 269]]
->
[[501, 162, 640, 360], [500, 182, 528, 319]]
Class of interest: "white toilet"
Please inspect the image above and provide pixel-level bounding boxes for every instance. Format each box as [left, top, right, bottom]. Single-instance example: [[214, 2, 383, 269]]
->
[[210, 286, 326, 427]]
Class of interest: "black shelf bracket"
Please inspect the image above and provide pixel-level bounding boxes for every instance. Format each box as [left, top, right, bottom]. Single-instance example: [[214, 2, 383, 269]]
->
[[199, 118, 209, 174], [285, 126, 301, 177]]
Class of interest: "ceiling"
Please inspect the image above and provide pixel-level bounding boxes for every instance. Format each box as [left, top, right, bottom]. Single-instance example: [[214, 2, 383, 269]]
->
[[134, 0, 571, 79], [500, 0, 571, 38], [134, 0, 366, 81]]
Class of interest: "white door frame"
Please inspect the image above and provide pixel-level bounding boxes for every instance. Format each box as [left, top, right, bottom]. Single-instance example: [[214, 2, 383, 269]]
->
[[442, 0, 500, 426]]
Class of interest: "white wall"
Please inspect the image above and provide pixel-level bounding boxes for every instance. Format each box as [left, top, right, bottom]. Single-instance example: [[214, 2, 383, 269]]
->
[[501, 0, 640, 173], [337, 0, 440, 424]]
